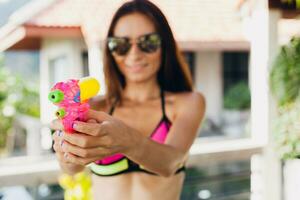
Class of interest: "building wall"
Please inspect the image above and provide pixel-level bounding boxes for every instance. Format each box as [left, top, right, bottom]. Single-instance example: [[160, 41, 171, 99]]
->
[[38, 38, 225, 126], [194, 51, 223, 125], [40, 38, 86, 124]]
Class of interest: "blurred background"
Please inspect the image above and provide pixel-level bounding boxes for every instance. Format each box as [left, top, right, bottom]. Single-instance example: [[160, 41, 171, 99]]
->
[[0, 0, 300, 199]]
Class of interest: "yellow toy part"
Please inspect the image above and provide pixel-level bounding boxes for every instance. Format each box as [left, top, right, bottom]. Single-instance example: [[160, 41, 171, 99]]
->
[[78, 77, 100, 102], [59, 171, 93, 200]]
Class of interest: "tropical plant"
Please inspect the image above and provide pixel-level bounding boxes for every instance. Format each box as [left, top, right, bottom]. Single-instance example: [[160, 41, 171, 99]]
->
[[270, 37, 300, 107], [0, 66, 17, 149], [273, 104, 300, 159], [270, 36, 300, 160], [0, 55, 40, 149], [223, 81, 251, 110]]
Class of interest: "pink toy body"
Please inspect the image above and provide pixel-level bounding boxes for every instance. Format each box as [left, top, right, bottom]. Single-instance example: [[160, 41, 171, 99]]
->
[[50, 79, 89, 133]]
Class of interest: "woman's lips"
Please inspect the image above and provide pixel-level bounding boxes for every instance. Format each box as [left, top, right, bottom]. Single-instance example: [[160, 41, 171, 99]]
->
[[126, 64, 147, 73]]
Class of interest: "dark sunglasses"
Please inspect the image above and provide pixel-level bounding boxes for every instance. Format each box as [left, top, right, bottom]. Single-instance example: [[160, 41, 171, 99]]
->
[[107, 33, 161, 56]]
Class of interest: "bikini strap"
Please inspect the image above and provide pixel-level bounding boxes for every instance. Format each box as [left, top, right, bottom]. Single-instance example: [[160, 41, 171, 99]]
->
[[160, 89, 167, 119], [110, 91, 167, 118]]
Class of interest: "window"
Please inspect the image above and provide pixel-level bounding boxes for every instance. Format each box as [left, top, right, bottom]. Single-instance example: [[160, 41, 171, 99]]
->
[[183, 51, 196, 82], [49, 55, 69, 87], [223, 52, 249, 94], [81, 51, 89, 77], [196, 51, 251, 139]]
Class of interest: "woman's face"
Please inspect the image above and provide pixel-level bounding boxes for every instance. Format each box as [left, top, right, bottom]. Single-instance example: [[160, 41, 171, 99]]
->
[[112, 13, 162, 84]]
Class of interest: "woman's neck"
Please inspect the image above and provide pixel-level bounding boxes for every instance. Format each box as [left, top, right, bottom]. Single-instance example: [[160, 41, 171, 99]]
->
[[123, 79, 160, 102]]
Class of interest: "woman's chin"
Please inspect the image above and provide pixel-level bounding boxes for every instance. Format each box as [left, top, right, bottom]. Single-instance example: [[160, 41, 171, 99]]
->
[[126, 74, 154, 84]]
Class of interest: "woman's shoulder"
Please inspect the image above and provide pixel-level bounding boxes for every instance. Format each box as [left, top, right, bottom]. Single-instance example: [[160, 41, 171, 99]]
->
[[166, 91, 205, 104], [88, 95, 108, 112], [166, 91, 205, 113]]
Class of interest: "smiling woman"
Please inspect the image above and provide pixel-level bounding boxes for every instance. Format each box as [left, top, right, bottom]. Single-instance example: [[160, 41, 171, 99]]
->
[[51, 0, 205, 200]]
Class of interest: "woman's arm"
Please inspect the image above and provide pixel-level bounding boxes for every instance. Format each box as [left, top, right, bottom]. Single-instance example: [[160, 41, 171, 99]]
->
[[61, 92, 205, 177], [125, 92, 205, 176]]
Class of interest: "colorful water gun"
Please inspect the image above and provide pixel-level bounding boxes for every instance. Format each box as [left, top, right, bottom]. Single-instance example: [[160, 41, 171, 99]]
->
[[48, 77, 100, 133], [49, 77, 99, 200]]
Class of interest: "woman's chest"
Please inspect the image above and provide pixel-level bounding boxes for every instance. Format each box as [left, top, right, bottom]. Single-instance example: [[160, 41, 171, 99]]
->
[[112, 102, 175, 137]]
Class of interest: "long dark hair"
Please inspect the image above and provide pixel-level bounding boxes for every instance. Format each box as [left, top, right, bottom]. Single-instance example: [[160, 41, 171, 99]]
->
[[104, 0, 193, 104]]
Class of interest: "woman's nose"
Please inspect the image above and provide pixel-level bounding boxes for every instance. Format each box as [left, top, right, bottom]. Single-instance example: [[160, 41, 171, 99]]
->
[[126, 43, 143, 60]]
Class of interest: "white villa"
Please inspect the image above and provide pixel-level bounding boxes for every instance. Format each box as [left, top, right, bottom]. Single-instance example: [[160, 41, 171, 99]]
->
[[0, 0, 300, 199]]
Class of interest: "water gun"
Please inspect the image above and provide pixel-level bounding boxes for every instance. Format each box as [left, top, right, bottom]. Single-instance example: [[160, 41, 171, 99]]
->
[[49, 77, 99, 200], [48, 77, 100, 133]]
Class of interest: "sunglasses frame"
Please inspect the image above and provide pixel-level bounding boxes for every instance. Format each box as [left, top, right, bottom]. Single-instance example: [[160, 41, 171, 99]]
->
[[107, 32, 162, 56]]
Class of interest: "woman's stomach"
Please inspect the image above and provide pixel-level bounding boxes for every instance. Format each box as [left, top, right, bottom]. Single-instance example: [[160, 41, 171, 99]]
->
[[91, 171, 185, 200]]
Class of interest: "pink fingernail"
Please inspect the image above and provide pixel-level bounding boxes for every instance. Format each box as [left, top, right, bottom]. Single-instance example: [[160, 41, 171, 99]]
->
[[58, 130, 63, 137], [64, 153, 68, 158]]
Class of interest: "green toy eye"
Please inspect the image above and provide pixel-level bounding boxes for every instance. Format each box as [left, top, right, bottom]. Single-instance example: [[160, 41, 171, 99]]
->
[[48, 90, 64, 103], [55, 108, 66, 118]]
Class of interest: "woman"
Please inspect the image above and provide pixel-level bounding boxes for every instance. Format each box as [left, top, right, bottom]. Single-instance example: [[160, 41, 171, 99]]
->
[[52, 0, 205, 199]]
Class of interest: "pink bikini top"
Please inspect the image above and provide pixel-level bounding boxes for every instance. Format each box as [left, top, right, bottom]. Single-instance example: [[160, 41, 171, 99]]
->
[[89, 90, 185, 176]]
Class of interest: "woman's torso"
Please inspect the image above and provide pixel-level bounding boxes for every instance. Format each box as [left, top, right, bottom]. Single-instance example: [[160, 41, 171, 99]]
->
[[90, 92, 186, 200]]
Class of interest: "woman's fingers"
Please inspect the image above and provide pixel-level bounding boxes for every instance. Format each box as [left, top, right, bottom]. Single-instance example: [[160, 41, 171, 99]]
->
[[62, 132, 99, 148], [72, 121, 108, 137], [86, 109, 111, 122], [63, 131, 113, 149], [55, 151, 67, 162], [53, 141, 62, 153], [50, 119, 64, 130], [52, 130, 66, 152], [64, 152, 101, 166], [62, 141, 111, 158], [87, 119, 97, 123]]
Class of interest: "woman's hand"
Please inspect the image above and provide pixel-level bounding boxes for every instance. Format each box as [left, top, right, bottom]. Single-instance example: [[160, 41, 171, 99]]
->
[[50, 119, 98, 174], [52, 130, 77, 165], [60, 110, 140, 165]]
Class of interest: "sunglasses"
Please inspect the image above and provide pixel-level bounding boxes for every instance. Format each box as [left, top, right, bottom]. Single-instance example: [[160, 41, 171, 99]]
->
[[107, 33, 161, 56]]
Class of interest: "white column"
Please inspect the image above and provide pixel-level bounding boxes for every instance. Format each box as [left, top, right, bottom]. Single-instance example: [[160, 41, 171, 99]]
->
[[195, 51, 223, 125], [88, 42, 106, 95], [249, 1, 281, 199], [39, 40, 50, 125]]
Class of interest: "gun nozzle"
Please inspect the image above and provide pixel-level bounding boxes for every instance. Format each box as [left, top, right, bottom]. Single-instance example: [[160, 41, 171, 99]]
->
[[48, 90, 64, 103]]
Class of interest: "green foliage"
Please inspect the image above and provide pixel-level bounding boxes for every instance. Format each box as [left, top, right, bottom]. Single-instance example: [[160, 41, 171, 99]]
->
[[273, 103, 300, 160], [270, 37, 300, 160], [270, 37, 300, 107], [285, 0, 300, 8], [15, 85, 40, 118], [0, 55, 40, 149], [223, 81, 251, 110], [0, 67, 16, 148]]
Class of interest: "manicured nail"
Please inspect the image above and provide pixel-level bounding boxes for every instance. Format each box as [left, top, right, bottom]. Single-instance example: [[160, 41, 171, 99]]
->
[[60, 140, 64, 147], [64, 153, 68, 158], [58, 130, 62, 137], [72, 123, 77, 129]]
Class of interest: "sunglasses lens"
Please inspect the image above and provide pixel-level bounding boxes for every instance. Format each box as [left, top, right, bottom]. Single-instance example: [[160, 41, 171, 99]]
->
[[138, 33, 161, 53], [107, 38, 131, 55]]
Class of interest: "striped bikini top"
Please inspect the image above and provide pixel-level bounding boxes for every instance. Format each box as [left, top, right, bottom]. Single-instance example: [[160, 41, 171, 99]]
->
[[89, 90, 185, 176]]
